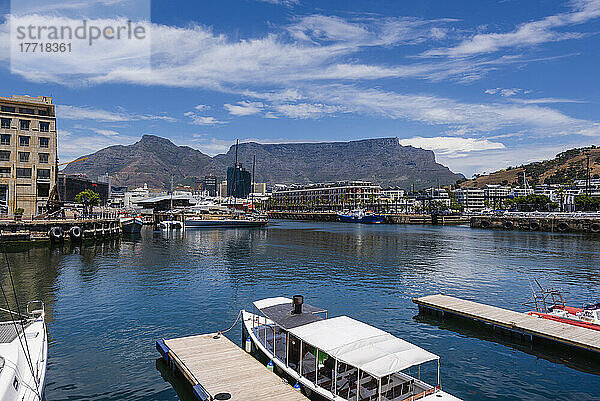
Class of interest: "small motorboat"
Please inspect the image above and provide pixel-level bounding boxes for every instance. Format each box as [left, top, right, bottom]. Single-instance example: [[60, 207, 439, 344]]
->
[[0, 301, 47, 401], [159, 220, 183, 230], [120, 212, 143, 234], [242, 296, 461, 401], [338, 210, 384, 224], [524, 281, 600, 330], [184, 217, 268, 229]]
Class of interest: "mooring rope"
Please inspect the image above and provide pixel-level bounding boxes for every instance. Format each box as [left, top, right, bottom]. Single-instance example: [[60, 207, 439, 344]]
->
[[217, 310, 243, 336]]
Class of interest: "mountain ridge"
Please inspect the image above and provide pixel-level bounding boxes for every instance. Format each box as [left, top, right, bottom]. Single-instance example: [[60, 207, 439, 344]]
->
[[63, 135, 464, 190]]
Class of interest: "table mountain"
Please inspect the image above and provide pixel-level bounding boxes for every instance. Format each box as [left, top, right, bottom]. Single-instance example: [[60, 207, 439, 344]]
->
[[63, 135, 463, 190]]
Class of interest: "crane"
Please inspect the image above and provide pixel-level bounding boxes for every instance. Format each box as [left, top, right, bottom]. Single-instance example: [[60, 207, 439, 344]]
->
[[57, 157, 88, 166]]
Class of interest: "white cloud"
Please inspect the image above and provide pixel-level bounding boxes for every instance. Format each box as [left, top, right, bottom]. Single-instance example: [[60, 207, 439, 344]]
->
[[398, 136, 505, 157], [184, 111, 225, 125], [57, 128, 138, 161], [255, 0, 299, 7], [195, 104, 211, 111], [57, 105, 175, 122], [274, 103, 347, 119], [91, 128, 120, 136], [509, 97, 586, 104], [224, 101, 264, 116], [304, 84, 600, 137], [485, 87, 524, 97], [422, 0, 600, 57]]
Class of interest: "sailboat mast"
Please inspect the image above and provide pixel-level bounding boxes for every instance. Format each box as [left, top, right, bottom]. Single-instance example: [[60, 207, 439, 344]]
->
[[251, 154, 256, 210]]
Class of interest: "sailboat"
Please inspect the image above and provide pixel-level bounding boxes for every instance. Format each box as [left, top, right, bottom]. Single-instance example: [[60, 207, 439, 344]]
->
[[242, 296, 461, 401], [0, 301, 47, 401], [160, 177, 182, 230]]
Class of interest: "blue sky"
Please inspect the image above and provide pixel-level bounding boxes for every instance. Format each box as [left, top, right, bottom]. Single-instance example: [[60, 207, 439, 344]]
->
[[1, 0, 599, 177]]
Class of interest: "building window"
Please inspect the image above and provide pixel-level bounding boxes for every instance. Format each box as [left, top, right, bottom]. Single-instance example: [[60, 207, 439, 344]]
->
[[16, 168, 31, 178], [1, 106, 15, 113], [39, 153, 49, 163], [18, 152, 29, 162], [0, 151, 10, 161], [19, 136, 30, 146], [0, 134, 10, 145], [19, 108, 35, 115], [0, 118, 10, 129], [39, 137, 49, 148], [38, 109, 48, 116], [19, 120, 30, 131], [37, 169, 50, 179], [0, 167, 10, 177], [37, 183, 50, 197], [39, 122, 50, 132]]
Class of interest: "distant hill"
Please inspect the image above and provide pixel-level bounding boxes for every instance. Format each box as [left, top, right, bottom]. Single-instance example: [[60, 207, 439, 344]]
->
[[459, 146, 600, 188], [63, 135, 463, 190]]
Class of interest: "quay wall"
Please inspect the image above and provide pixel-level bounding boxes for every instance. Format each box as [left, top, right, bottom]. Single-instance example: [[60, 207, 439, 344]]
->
[[267, 211, 469, 225], [471, 215, 600, 234], [0, 218, 122, 242]]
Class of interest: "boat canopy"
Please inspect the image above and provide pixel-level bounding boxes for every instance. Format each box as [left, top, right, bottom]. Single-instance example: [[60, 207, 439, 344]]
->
[[289, 316, 439, 379], [253, 297, 327, 330]]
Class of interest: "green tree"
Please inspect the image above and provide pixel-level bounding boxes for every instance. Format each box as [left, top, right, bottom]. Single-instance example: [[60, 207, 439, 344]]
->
[[574, 195, 600, 211], [75, 189, 101, 216]]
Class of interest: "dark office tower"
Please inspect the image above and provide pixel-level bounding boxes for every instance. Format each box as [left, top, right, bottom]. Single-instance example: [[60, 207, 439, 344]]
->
[[227, 165, 251, 198]]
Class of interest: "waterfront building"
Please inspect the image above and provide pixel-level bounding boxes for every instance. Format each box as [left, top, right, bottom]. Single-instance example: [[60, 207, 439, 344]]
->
[[484, 184, 511, 207], [219, 181, 228, 198], [0, 95, 57, 217], [200, 175, 218, 197], [124, 183, 150, 208], [453, 188, 485, 212], [272, 181, 381, 208], [109, 185, 127, 208], [57, 173, 109, 205], [511, 187, 534, 198], [381, 187, 405, 200], [252, 182, 267, 195], [227, 165, 251, 198], [419, 188, 451, 208]]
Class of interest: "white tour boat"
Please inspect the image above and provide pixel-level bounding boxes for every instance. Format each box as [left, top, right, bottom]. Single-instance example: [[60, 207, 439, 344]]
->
[[0, 301, 47, 401], [242, 296, 461, 401]]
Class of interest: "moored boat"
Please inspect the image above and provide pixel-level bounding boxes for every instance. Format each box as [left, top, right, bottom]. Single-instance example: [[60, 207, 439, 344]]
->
[[159, 220, 183, 230], [184, 217, 268, 229], [338, 210, 384, 224], [0, 301, 47, 401], [242, 296, 461, 401], [120, 213, 143, 234], [524, 284, 600, 330]]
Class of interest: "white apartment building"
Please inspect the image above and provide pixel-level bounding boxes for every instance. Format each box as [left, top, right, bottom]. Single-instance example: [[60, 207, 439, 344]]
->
[[453, 188, 485, 212]]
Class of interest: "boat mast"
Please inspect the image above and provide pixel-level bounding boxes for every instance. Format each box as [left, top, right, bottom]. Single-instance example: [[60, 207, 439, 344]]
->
[[251, 154, 256, 212], [170, 175, 174, 212]]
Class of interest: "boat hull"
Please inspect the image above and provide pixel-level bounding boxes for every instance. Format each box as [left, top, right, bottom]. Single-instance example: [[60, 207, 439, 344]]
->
[[528, 311, 600, 331], [120, 218, 143, 234], [338, 215, 384, 224], [185, 219, 268, 229]]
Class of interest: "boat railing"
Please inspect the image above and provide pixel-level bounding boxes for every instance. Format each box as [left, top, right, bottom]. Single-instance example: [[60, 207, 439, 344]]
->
[[27, 300, 45, 318]]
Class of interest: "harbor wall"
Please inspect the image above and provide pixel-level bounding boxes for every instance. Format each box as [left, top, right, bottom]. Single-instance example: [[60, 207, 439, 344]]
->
[[470, 215, 600, 234], [0, 218, 121, 242], [267, 211, 469, 225]]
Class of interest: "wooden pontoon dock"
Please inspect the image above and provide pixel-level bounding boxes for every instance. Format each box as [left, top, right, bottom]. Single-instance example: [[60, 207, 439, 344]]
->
[[156, 333, 309, 401], [413, 294, 600, 354]]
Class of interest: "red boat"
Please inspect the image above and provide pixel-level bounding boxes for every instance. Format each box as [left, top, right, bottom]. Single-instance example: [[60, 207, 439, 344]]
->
[[524, 281, 600, 331]]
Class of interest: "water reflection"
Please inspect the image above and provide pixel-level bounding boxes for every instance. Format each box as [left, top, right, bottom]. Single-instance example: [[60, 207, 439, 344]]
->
[[1, 222, 599, 401]]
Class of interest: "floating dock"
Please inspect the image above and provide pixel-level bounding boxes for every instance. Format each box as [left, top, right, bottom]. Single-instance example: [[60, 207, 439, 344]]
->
[[156, 333, 309, 401], [413, 294, 600, 354]]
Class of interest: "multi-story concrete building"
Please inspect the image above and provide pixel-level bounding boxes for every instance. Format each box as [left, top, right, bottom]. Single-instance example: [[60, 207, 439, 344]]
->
[[0, 95, 57, 217], [272, 181, 381, 207], [453, 188, 485, 212], [484, 184, 511, 207]]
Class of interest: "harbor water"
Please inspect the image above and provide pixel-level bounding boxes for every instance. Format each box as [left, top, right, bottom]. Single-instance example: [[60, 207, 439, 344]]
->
[[3, 220, 600, 400]]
